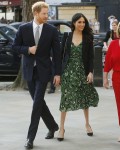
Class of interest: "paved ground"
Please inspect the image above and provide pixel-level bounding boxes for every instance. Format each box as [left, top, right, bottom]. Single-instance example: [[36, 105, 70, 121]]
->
[[0, 82, 120, 150]]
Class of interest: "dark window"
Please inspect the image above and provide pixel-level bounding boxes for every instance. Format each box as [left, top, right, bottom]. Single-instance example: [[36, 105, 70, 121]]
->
[[0, 26, 16, 39]]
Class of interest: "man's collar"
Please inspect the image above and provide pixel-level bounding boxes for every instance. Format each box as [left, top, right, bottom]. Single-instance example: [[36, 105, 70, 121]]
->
[[33, 20, 43, 29]]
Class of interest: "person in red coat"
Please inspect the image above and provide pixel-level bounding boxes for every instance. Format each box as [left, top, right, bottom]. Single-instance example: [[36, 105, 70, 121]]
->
[[104, 22, 120, 142]]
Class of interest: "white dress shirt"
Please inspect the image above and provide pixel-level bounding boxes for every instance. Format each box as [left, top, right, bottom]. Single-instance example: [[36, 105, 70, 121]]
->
[[33, 21, 43, 41]]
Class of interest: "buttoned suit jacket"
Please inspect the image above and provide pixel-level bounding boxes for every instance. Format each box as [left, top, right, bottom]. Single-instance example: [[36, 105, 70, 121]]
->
[[13, 21, 61, 82]]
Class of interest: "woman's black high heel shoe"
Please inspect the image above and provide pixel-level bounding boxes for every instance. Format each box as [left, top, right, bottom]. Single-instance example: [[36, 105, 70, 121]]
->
[[57, 129, 65, 141], [86, 125, 93, 136]]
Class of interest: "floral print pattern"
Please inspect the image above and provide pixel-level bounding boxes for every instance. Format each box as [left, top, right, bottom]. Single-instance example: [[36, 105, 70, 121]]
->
[[60, 43, 99, 112]]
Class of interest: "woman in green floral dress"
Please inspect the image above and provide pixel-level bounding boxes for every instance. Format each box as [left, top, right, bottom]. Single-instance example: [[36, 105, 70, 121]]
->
[[57, 13, 99, 141]]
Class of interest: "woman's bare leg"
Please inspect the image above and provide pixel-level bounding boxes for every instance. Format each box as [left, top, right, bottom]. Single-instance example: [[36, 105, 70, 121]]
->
[[57, 112, 66, 140], [83, 108, 93, 136]]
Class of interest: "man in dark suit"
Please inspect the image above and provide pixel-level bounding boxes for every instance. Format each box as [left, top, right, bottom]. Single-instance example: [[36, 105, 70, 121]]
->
[[13, 2, 61, 149]]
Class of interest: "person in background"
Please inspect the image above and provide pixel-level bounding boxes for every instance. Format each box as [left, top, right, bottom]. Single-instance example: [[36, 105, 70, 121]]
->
[[94, 18, 100, 33], [88, 19, 94, 31], [13, 2, 61, 149], [103, 20, 119, 50], [103, 20, 119, 87], [57, 13, 99, 141], [0, 17, 7, 24], [104, 22, 120, 142], [108, 15, 116, 30]]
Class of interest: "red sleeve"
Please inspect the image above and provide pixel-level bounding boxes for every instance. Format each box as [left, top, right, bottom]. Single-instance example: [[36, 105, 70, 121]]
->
[[104, 41, 113, 72]]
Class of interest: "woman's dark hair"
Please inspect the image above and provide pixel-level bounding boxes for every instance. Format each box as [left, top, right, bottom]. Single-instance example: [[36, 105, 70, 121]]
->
[[71, 13, 93, 40]]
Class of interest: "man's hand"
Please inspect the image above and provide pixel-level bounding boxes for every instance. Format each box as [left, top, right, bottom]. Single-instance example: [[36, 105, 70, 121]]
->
[[28, 46, 37, 55], [53, 75, 60, 86], [87, 72, 93, 83]]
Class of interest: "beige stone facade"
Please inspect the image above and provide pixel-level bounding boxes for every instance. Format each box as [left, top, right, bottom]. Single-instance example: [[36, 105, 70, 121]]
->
[[58, 6, 96, 21]]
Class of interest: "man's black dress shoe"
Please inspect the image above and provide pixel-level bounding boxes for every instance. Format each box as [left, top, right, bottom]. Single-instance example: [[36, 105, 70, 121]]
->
[[48, 89, 55, 94], [24, 139, 33, 149], [45, 126, 59, 139]]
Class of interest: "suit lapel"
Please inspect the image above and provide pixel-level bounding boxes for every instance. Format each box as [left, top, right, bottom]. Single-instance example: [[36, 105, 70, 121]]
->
[[38, 23, 47, 46], [28, 21, 35, 45]]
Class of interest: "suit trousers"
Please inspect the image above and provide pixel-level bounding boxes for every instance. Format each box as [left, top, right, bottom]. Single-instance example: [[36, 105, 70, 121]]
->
[[27, 67, 58, 141], [50, 62, 56, 91]]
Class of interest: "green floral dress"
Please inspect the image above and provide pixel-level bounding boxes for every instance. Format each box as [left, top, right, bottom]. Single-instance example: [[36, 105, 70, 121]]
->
[[60, 43, 99, 112]]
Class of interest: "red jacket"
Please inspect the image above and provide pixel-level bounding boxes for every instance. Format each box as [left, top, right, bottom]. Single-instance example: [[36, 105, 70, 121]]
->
[[104, 39, 120, 72]]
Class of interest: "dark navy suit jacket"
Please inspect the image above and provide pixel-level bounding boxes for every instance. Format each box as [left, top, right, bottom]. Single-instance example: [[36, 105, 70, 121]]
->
[[13, 21, 61, 82]]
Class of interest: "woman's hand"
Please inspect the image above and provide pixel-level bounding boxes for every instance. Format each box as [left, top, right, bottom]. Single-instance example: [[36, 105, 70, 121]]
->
[[87, 72, 93, 83], [103, 78, 109, 89], [103, 72, 109, 89]]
